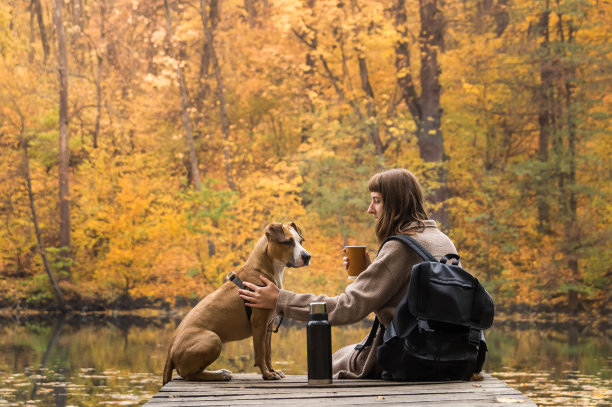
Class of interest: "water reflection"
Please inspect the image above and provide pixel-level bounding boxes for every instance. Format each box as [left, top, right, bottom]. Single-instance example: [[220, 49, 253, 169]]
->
[[483, 321, 612, 406], [1, 314, 173, 406], [0, 315, 610, 406]]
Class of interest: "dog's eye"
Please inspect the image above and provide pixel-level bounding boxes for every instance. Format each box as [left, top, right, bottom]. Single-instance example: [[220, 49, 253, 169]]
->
[[280, 239, 294, 246]]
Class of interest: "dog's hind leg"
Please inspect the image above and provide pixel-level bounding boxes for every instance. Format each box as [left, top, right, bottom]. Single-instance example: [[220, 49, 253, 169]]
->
[[185, 369, 232, 381], [175, 329, 232, 382]]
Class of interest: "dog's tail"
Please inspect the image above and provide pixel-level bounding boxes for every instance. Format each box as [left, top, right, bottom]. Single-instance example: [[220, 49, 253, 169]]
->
[[162, 343, 174, 385]]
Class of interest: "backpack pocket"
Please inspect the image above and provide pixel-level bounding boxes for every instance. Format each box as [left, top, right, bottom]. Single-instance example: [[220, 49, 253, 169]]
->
[[409, 262, 477, 326], [377, 320, 484, 381]]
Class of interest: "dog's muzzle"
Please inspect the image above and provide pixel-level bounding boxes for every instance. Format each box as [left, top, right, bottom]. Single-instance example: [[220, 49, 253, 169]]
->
[[287, 252, 311, 268]]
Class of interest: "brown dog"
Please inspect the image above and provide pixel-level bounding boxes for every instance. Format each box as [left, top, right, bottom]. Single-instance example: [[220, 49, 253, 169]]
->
[[162, 222, 310, 384]]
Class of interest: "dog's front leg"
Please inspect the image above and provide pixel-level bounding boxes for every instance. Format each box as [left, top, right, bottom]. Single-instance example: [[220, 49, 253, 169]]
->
[[252, 311, 283, 380], [265, 319, 285, 378]]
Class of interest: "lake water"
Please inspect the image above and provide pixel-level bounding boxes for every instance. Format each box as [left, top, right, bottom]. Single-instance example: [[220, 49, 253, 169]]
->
[[0, 313, 610, 406]]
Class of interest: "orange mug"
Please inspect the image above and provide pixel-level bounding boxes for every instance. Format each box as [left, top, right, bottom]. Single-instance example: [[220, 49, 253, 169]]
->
[[345, 246, 367, 279]]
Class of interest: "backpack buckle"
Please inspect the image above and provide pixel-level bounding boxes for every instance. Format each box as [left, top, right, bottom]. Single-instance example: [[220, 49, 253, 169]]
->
[[417, 319, 435, 333]]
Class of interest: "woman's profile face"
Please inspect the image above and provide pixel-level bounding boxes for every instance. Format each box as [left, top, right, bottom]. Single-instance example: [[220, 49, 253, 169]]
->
[[367, 192, 383, 220]]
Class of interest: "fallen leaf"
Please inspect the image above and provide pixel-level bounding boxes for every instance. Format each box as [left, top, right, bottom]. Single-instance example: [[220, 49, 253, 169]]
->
[[496, 397, 525, 403]]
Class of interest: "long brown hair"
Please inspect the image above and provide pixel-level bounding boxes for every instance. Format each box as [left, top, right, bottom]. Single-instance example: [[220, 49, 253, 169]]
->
[[368, 168, 429, 242]]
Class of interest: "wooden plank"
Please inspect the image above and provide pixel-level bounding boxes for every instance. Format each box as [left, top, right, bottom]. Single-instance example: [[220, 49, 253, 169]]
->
[[146, 397, 532, 407], [144, 373, 535, 406], [148, 389, 524, 400], [153, 384, 521, 398], [146, 394, 529, 405], [160, 379, 514, 390], [148, 404, 527, 406]]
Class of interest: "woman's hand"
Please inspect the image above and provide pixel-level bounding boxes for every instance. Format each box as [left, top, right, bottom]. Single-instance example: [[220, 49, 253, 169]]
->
[[342, 248, 372, 270], [239, 275, 279, 309]]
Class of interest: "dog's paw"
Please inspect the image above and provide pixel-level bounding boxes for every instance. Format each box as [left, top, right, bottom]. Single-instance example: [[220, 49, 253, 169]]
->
[[217, 369, 232, 381], [262, 370, 284, 380], [270, 369, 285, 378]]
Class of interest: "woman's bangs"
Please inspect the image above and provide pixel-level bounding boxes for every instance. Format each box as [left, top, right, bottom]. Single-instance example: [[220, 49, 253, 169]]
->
[[368, 173, 383, 193]]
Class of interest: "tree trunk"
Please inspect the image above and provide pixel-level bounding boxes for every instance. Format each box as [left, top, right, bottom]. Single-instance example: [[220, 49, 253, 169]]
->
[[33, 0, 50, 61], [393, 0, 421, 129], [358, 55, 383, 157], [71, 0, 84, 31], [536, 7, 552, 234], [93, 0, 106, 149], [562, 19, 579, 313], [392, 0, 448, 226], [196, 0, 218, 114], [244, 0, 258, 28], [493, 0, 510, 37], [52, 0, 71, 280], [200, 0, 236, 191], [418, 0, 448, 227], [23, 139, 66, 310], [418, 0, 444, 159], [164, 0, 202, 191], [29, 2, 36, 62]]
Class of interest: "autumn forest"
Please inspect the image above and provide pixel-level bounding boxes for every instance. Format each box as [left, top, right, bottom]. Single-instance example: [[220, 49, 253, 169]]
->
[[0, 0, 610, 315]]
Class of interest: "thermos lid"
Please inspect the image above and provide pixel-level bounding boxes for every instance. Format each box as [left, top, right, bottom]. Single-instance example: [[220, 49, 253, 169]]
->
[[309, 302, 327, 314]]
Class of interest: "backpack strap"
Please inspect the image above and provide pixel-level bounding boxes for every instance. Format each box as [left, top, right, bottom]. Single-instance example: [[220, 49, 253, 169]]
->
[[355, 316, 381, 350], [381, 235, 438, 262], [354, 234, 434, 350], [378, 235, 432, 332]]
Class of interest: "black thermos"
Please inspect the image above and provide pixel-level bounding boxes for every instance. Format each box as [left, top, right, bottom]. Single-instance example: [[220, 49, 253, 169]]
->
[[307, 302, 332, 385]]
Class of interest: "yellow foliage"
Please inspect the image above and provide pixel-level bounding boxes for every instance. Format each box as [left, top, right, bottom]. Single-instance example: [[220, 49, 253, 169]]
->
[[0, 0, 609, 312]]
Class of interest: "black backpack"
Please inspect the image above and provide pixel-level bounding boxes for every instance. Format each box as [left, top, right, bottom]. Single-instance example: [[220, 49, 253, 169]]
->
[[360, 234, 494, 381]]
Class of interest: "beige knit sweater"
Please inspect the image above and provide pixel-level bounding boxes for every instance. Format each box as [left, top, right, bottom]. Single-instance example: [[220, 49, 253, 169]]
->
[[275, 220, 458, 379]]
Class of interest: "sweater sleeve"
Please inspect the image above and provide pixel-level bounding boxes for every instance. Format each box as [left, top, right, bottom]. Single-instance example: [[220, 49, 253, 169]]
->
[[275, 241, 413, 325]]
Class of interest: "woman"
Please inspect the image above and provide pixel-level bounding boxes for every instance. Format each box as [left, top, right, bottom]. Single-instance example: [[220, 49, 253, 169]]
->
[[239, 168, 459, 379]]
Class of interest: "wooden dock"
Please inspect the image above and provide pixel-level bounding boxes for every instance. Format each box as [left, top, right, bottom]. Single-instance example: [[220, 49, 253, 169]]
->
[[144, 373, 535, 406]]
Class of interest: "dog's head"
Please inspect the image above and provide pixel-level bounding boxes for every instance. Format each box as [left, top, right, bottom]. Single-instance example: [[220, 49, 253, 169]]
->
[[265, 222, 311, 268]]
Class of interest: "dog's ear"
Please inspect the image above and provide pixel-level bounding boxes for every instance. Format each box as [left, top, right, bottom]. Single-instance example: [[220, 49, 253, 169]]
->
[[288, 221, 304, 241], [265, 222, 289, 243]]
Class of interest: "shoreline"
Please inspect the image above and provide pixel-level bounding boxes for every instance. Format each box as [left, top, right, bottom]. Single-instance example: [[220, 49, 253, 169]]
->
[[1, 307, 610, 331]]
